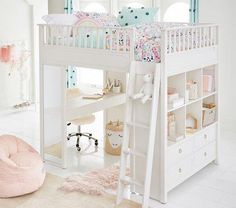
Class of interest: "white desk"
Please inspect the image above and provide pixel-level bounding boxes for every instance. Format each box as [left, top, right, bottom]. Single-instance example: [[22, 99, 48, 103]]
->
[[40, 67, 126, 168], [67, 92, 126, 120]]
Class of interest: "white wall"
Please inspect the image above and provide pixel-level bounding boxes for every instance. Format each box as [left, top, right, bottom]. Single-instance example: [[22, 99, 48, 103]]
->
[[0, 0, 32, 108], [0, 0, 48, 108], [200, 0, 236, 131], [32, 0, 48, 106]]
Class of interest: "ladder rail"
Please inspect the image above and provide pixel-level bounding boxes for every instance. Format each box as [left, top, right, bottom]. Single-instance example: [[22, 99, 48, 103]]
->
[[116, 61, 137, 204], [142, 64, 161, 208], [117, 61, 162, 208]]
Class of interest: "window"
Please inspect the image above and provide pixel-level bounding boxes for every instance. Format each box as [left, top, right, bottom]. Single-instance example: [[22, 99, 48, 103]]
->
[[75, 1, 106, 142], [77, 1, 106, 87], [126, 2, 145, 8], [164, 2, 189, 22], [84, 2, 106, 13]]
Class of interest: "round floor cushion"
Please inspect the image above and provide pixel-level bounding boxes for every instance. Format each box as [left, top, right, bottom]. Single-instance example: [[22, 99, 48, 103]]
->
[[0, 135, 46, 198]]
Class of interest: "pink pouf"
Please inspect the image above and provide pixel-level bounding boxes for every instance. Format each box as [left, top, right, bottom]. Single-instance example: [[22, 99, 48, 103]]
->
[[0, 135, 46, 198]]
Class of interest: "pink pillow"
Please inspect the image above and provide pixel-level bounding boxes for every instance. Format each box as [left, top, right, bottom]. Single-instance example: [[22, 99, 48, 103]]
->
[[0, 135, 46, 198]]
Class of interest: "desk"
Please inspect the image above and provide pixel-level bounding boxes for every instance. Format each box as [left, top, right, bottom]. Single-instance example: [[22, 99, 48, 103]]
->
[[40, 66, 126, 168]]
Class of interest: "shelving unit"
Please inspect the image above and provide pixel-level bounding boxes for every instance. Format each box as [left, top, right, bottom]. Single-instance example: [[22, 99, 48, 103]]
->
[[166, 65, 218, 191], [167, 66, 218, 144]]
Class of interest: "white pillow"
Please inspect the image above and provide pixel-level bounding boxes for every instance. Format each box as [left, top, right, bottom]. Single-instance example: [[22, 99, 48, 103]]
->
[[42, 14, 78, 25]]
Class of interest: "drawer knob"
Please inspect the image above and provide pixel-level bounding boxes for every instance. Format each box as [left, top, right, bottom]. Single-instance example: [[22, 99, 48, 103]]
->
[[204, 152, 207, 157], [204, 134, 208, 139], [179, 148, 182, 154], [178, 168, 182, 173]]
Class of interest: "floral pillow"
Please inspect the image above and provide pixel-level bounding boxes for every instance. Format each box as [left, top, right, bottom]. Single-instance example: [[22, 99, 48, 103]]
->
[[117, 7, 158, 27], [74, 12, 120, 27]]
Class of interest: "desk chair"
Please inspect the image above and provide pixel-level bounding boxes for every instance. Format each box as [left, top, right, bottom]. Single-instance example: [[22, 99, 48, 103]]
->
[[67, 115, 98, 151]]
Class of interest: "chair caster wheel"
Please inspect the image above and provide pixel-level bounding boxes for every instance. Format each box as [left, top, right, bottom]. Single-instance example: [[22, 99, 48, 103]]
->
[[67, 138, 70, 141], [77, 147, 81, 151], [95, 141, 98, 146]]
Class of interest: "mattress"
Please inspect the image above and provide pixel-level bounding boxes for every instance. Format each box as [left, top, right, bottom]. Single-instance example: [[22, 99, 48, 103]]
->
[[50, 22, 194, 63]]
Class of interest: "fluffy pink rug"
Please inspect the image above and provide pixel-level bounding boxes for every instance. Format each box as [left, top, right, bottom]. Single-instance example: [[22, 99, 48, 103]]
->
[[60, 164, 128, 195]]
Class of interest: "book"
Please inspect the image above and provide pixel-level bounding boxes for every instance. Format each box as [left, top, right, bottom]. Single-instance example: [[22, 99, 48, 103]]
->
[[82, 94, 103, 99]]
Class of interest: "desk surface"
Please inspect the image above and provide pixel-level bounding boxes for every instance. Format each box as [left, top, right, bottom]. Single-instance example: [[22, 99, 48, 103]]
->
[[67, 92, 126, 120], [66, 84, 126, 120]]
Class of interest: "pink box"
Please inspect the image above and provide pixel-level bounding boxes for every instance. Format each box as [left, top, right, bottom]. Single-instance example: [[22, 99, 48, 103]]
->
[[203, 75, 214, 92]]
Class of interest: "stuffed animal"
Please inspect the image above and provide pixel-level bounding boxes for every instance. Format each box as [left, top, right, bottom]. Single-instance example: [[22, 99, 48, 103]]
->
[[133, 73, 154, 104]]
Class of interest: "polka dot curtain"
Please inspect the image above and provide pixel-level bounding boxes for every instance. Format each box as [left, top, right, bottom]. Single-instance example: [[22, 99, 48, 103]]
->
[[65, 0, 77, 88]]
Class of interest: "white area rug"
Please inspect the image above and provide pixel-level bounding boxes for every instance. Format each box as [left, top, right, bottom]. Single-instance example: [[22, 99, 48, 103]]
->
[[0, 173, 139, 208]]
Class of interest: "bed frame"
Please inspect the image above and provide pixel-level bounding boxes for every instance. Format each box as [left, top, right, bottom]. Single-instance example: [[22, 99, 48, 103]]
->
[[39, 23, 218, 73], [39, 23, 219, 204]]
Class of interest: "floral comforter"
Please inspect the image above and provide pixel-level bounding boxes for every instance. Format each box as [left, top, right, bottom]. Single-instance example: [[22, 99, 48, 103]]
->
[[134, 22, 189, 62], [106, 22, 191, 62]]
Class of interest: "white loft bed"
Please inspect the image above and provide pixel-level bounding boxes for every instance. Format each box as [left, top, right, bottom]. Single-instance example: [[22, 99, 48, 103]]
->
[[39, 23, 219, 204]]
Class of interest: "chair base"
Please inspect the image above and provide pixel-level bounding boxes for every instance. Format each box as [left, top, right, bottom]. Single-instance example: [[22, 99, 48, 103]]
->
[[67, 132, 98, 152]]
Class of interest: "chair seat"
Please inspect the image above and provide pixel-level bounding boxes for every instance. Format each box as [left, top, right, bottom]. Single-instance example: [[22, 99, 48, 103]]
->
[[71, 115, 95, 126]]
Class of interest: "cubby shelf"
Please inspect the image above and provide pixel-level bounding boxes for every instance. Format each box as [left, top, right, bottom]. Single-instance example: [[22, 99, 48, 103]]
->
[[168, 91, 217, 113], [202, 91, 217, 99], [168, 104, 185, 113], [167, 66, 218, 147]]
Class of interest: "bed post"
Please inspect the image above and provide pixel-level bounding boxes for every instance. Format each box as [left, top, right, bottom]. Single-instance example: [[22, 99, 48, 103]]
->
[[160, 29, 168, 204], [215, 25, 220, 165]]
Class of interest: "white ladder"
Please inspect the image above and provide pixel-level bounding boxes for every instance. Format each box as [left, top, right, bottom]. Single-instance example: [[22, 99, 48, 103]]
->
[[116, 62, 161, 208]]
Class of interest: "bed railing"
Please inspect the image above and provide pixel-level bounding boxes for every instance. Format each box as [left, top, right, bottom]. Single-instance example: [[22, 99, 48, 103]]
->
[[39, 24, 135, 53], [39, 24, 218, 59], [164, 24, 218, 54]]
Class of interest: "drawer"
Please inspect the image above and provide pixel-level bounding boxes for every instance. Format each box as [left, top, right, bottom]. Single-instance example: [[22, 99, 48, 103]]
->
[[194, 124, 217, 150], [192, 142, 216, 172], [167, 139, 193, 166], [167, 158, 192, 191]]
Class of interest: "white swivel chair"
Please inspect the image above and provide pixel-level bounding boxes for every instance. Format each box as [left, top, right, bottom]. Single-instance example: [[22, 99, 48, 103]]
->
[[67, 115, 98, 151]]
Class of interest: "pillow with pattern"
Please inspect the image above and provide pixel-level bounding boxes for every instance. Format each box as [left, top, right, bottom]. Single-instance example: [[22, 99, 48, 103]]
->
[[74, 12, 120, 27], [117, 7, 158, 27]]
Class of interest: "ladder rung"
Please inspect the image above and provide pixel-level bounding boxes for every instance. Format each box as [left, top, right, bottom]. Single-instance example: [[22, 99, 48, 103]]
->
[[126, 122, 149, 129], [123, 149, 146, 158], [120, 176, 143, 187]]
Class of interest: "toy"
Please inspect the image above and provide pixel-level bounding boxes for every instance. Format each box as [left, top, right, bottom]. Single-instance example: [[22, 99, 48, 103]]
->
[[105, 120, 124, 155], [133, 73, 154, 104]]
